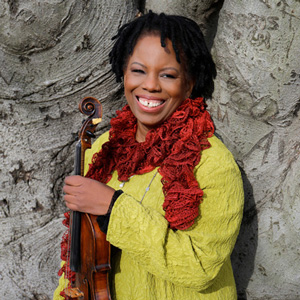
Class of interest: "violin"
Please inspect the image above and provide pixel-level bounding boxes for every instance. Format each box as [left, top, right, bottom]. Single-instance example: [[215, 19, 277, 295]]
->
[[63, 97, 111, 300]]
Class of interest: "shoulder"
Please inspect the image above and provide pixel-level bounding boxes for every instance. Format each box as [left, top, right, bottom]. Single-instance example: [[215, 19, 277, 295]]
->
[[91, 131, 110, 152], [205, 135, 235, 160], [197, 135, 239, 172], [84, 131, 110, 173], [194, 135, 242, 188]]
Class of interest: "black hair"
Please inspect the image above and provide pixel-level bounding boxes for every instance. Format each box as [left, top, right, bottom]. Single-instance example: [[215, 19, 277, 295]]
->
[[109, 11, 216, 99]]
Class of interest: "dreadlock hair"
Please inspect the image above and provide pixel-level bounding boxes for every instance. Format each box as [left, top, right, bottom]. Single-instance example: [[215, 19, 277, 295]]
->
[[109, 11, 216, 99]]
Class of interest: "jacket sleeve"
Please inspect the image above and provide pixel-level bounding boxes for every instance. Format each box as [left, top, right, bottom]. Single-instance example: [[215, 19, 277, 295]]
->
[[106, 136, 244, 291]]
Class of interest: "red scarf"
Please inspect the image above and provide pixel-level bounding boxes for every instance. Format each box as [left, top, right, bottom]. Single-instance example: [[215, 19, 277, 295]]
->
[[86, 97, 214, 230]]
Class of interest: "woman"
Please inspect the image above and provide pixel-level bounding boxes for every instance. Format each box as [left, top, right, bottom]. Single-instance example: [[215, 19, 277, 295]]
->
[[54, 11, 244, 300]]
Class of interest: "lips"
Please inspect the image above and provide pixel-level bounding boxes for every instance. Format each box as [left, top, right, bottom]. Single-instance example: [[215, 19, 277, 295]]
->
[[136, 96, 165, 109]]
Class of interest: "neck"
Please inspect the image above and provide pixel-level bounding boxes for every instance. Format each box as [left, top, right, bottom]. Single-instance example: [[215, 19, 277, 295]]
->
[[135, 131, 146, 143], [135, 122, 152, 143]]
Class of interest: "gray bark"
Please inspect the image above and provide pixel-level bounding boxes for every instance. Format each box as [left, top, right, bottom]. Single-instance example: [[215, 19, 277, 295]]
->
[[0, 1, 137, 299], [0, 0, 299, 299], [211, 1, 300, 299]]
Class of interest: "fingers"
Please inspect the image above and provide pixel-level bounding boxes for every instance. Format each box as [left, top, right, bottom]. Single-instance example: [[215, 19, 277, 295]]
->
[[63, 183, 77, 196], [62, 175, 115, 215], [63, 176, 83, 211], [63, 175, 85, 197], [64, 175, 83, 186], [64, 194, 79, 211]]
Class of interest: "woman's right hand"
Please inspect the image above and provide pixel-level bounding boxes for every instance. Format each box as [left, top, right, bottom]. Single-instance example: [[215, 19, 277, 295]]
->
[[63, 175, 115, 215]]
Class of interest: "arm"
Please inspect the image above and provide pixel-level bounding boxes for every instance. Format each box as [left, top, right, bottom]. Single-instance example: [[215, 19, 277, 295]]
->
[[106, 136, 244, 291]]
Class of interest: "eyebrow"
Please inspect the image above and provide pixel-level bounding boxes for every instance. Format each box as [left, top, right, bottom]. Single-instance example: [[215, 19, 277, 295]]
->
[[130, 62, 179, 73]]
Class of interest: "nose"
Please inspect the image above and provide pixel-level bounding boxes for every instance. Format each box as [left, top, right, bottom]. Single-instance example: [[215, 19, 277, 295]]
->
[[142, 73, 161, 92]]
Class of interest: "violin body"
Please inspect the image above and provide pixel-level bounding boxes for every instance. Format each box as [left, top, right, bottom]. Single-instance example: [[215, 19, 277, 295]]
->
[[69, 214, 111, 300], [64, 97, 111, 300]]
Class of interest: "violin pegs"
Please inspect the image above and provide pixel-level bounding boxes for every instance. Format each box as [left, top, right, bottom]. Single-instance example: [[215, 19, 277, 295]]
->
[[73, 132, 79, 142], [86, 130, 96, 138]]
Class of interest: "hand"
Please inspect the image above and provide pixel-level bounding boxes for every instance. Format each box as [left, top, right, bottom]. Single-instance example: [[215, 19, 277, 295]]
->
[[63, 175, 115, 215]]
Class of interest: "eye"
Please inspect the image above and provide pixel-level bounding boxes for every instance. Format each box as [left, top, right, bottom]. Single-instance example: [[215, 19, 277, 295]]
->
[[161, 73, 176, 79], [132, 69, 145, 74]]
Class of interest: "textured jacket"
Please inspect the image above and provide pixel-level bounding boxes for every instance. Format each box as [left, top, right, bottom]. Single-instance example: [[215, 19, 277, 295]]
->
[[53, 132, 244, 300]]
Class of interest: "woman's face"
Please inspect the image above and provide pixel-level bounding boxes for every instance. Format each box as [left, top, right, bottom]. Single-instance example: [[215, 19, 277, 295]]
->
[[123, 34, 194, 142]]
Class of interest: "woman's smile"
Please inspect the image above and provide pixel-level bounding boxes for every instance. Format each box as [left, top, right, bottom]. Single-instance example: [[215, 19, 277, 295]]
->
[[123, 34, 194, 142], [136, 95, 166, 112], [137, 96, 165, 108]]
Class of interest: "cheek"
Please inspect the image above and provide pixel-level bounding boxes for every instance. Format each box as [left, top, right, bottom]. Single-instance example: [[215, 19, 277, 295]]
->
[[123, 76, 131, 97], [170, 84, 189, 101], [124, 75, 137, 104], [124, 74, 139, 92], [123, 74, 129, 88], [177, 82, 192, 100]]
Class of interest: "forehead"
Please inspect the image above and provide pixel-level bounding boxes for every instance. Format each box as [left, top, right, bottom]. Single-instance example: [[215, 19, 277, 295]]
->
[[129, 34, 179, 64]]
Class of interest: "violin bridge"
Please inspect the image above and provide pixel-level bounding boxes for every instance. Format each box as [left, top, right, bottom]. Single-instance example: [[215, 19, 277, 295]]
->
[[63, 287, 84, 299]]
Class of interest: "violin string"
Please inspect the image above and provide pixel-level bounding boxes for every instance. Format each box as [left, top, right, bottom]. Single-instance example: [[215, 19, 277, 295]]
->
[[65, 212, 72, 292]]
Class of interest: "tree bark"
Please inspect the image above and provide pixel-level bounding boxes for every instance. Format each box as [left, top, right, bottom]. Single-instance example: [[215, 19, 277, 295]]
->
[[210, 1, 300, 299], [0, 1, 138, 299], [0, 0, 299, 299]]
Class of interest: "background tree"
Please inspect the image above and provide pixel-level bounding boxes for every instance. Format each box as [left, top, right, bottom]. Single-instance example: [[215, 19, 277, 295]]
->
[[0, 1, 299, 299]]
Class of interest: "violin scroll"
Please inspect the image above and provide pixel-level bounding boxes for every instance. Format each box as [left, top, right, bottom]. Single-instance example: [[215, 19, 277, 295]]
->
[[79, 97, 103, 123], [78, 96, 103, 173]]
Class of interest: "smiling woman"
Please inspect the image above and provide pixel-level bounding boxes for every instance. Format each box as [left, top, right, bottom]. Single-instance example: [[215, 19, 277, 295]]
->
[[124, 35, 194, 141], [54, 11, 244, 300]]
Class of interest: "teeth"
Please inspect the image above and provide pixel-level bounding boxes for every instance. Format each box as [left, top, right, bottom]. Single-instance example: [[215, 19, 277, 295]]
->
[[138, 97, 164, 108]]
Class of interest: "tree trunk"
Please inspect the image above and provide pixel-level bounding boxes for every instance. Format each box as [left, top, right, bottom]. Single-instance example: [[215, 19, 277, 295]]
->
[[0, 0, 299, 299], [210, 1, 300, 299], [0, 1, 138, 299]]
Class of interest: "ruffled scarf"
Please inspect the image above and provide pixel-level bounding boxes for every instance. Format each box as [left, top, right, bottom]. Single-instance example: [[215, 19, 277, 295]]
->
[[86, 97, 214, 230]]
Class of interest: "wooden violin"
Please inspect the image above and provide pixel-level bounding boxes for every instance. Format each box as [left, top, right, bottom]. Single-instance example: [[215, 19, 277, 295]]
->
[[64, 97, 111, 300]]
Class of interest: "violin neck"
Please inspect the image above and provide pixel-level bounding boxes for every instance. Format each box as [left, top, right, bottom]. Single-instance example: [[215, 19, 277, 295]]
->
[[74, 140, 82, 176], [70, 140, 83, 272]]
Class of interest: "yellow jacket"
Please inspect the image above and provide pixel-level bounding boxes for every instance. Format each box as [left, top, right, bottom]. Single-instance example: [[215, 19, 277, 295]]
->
[[54, 132, 244, 300]]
